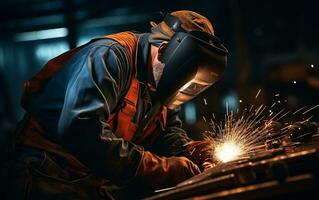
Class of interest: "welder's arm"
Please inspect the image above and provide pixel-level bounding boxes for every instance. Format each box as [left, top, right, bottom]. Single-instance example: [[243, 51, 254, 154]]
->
[[56, 44, 141, 183], [57, 44, 199, 187], [151, 108, 215, 171]]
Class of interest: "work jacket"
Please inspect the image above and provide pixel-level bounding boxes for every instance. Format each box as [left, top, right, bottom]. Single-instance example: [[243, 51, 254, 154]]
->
[[20, 31, 193, 184]]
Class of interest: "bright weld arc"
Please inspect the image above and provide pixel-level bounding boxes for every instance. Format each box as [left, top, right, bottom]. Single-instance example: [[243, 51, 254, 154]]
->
[[215, 141, 243, 163], [205, 89, 319, 164]]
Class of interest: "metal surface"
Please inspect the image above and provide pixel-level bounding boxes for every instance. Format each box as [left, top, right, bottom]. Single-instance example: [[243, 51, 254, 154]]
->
[[145, 134, 319, 200]]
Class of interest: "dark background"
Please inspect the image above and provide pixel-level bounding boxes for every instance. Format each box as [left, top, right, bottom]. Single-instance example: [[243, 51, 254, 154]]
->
[[0, 0, 318, 146]]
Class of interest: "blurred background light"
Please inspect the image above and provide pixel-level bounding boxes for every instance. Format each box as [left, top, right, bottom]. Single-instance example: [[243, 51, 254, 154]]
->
[[222, 92, 239, 112], [184, 102, 197, 124], [14, 28, 68, 42], [35, 42, 69, 64]]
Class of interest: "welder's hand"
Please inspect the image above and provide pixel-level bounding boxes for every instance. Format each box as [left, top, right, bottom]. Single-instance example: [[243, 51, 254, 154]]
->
[[185, 140, 216, 171], [136, 151, 201, 189], [202, 162, 215, 171]]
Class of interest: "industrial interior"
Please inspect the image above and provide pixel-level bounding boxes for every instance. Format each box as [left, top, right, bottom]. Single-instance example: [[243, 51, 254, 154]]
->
[[0, 0, 319, 199]]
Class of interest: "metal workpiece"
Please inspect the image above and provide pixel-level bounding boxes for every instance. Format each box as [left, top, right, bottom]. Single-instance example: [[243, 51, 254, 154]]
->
[[145, 133, 319, 200]]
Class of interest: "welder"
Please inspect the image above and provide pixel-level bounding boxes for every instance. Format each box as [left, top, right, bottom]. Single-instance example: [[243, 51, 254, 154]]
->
[[9, 10, 228, 199]]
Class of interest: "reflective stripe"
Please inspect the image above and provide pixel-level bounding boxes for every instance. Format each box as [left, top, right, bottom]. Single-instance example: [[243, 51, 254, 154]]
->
[[114, 78, 139, 141], [105, 32, 167, 143]]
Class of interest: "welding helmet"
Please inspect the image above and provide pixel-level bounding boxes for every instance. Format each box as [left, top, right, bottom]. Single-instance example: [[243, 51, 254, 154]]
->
[[156, 14, 228, 109]]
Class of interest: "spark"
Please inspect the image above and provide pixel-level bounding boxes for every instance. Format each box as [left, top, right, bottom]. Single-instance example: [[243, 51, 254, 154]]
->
[[189, 148, 196, 155], [293, 105, 308, 115], [276, 110, 290, 121], [249, 105, 254, 112], [202, 116, 207, 123], [255, 104, 264, 115], [212, 113, 216, 119], [226, 102, 229, 114], [302, 104, 319, 115], [310, 64, 314, 68], [255, 89, 261, 99], [293, 81, 297, 84], [210, 107, 274, 163], [209, 118, 214, 126], [204, 98, 208, 105], [300, 115, 315, 123], [306, 115, 314, 121], [297, 132, 313, 140], [281, 125, 290, 131], [204, 92, 318, 164]]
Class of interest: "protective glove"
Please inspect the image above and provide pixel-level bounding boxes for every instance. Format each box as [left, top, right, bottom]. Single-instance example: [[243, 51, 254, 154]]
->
[[136, 151, 201, 189], [184, 140, 216, 171]]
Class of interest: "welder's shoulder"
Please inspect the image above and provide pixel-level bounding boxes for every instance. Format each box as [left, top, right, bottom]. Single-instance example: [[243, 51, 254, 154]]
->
[[86, 38, 132, 77], [88, 37, 130, 60]]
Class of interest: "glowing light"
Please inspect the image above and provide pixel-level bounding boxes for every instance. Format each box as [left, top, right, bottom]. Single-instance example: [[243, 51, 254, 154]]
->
[[293, 81, 297, 84], [302, 104, 319, 115], [202, 116, 207, 122], [255, 89, 261, 99], [204, 98, 208, 105], [204, 84, 318, 166], [239, 100, 243, 103], [215, 141, 242, 162], [35, 42, 68, 63], [184, 102, 197, 124], [14, 28, 68, 42], [207, 88, 282, 164], [222, 92, 239, 111], [310, 64, 314, 68]]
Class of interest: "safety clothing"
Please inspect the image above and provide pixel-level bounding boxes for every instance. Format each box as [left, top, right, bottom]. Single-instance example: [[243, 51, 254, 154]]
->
[[12, 10, 222, 199], [136, 152, 201, 189], [14, 31, 208, 199], [185, 140, 216, 171]]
